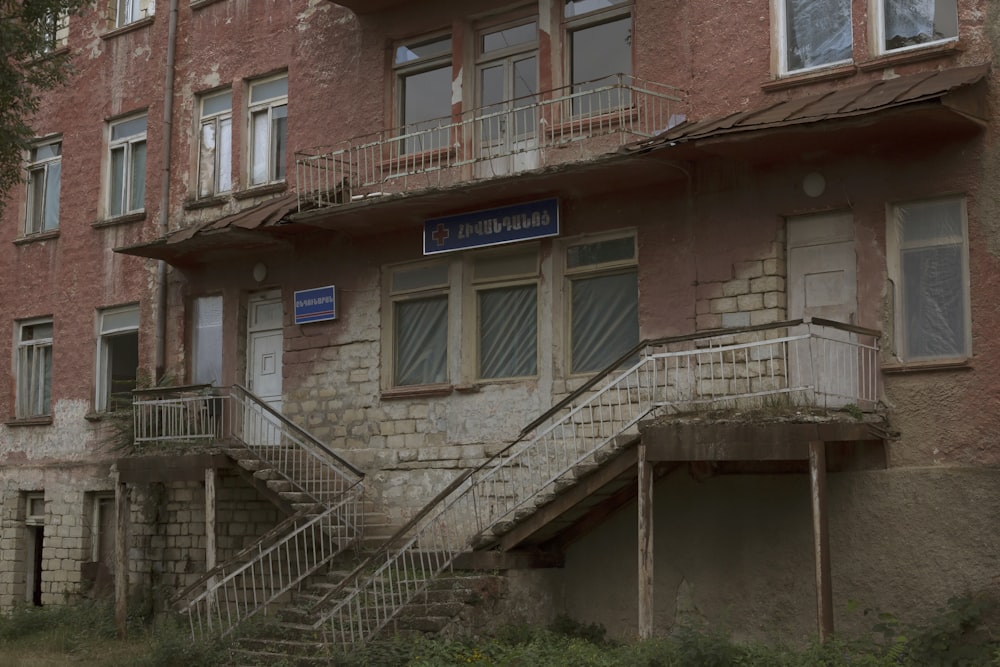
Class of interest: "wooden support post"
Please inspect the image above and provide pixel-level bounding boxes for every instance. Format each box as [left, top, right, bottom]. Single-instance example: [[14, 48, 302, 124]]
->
[[205, 468, 217, 572], [114, 473, 128, 639], [638, 442, 654, 639], [809, 440, 834, 642]]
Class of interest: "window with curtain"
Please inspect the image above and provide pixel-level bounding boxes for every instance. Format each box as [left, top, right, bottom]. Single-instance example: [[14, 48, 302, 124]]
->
[[780, 0, 852, 74], [107, 115, 146, 217], [474, 249, 539, 380], [389, 262, 450, 387], [880, 0, 957, 53], [248, 75, 288, 186], [193, 296, 223, 385], [16, 320, 53, 418], [566, 235, 638, 374], [892, 198, 969, 361], [197, 90, 232, 198]]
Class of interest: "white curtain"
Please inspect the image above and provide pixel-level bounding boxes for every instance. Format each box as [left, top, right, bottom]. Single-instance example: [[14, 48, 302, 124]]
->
[[395, 297, 448, 386], [479, 285, 537, 379], [571, 271, 638, 373], [784, 0, 852, 71]]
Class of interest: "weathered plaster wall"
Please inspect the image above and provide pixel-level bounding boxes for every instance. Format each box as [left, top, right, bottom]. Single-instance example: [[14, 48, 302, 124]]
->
[[558, 467, 1000, 642]]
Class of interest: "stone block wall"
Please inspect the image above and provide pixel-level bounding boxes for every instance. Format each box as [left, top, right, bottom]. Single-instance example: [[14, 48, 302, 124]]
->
[[695, 229, 787, 332]]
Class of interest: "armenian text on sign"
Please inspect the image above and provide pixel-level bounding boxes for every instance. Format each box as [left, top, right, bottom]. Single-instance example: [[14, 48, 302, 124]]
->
[[294, 286, 337, 324], [423, 198, 559, 255]]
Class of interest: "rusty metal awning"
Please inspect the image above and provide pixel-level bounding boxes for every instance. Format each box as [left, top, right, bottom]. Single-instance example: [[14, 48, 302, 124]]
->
[[622, 63, 989, 156]]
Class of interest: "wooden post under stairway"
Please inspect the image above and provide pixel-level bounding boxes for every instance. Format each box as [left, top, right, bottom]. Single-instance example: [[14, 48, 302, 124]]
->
[[634, 418, 887, 643]]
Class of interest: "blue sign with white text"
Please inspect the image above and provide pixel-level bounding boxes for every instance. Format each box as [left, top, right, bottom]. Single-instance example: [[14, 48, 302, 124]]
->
[[294, 286, 337, 324], [424, 198, 559, 255]]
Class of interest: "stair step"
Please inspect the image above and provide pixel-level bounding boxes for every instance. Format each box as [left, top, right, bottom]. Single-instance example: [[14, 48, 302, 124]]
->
[[235, 459, 270, 472], [279, 491, 314, 503], [254, 469, 282, 481], [267, 479, 293, 493]]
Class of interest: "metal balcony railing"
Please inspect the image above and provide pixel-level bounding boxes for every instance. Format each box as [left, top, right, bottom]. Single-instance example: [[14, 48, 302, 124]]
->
[[306, 318, 880, 649], [295, 74, 684, 210]]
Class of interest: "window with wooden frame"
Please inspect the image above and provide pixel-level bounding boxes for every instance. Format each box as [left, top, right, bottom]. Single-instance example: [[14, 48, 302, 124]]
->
[[887, 197, 970, 363], [24, 138, 61, 235], [16, 319, 53, 418], [197, 90, 232, 198], [107, 114, 147, 217], [96, 305, 140, 412], [776, 0, 853, 75], [468, 247, 539, 381], [564, 0, 632, 115], [875, 0, 957, 55], [394, 35, 452, 154], [476, 20, 538, 156], [387, 262, 450, 387], [565, 233, 638, 374], [248, 75, 288, 186]]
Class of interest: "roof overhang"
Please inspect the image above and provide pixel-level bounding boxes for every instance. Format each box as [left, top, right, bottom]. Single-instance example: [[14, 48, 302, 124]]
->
[[116, 64, 990, 267]]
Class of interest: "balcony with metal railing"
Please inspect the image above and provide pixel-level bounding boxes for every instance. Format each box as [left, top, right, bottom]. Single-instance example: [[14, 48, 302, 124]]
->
[[295, 75, 684, 211]]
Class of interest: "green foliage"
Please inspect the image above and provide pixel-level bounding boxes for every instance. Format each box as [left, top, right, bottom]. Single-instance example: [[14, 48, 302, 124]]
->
[[0, 0, 92, 207], [130, 613, 232, 667]]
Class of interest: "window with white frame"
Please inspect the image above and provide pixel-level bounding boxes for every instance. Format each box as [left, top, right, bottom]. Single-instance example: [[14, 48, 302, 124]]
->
[[778, 0, 852, 74], [197, 90, 232, 198], [39, 10, 69, 53], [388, 262, 450, 387], [248, 75, 288, 186], [471, 248, 539, 380], [97, 306, 139, 412], [16, 320, 53, 418], [25, 139, 61, 235], [565, 0, 632, 115], [877, 0, 957, 54], [114, 0, 154, 28], [477, 21, 538, 154], [88, 493, 115, 567], [565, 234, 638, 374], [107, 115, 147, 217], [394, 35, 452, 154], [888, 198, 970, 362], [192, 295, 223, 385]]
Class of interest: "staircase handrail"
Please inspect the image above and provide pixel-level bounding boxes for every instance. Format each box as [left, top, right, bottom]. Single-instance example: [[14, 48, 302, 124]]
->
[[306, 319, 881, 641], [170, 502, 326, 607], [230, 384, 364, 480]]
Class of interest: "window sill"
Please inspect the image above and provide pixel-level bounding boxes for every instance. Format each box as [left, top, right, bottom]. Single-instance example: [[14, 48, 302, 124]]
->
[[100, 16, 155, 40], [92, 211, 146, 229], [233, 182, 287, 200], [14, 230, 60, 245], [381, 383, 454, 400], [858, 41, 963, 72], [4, 417, 53, 427], [28, 45, 70, 65], [191, 0, 226, 9], [184, 194, 230, 210], [761, 63, 858, 93], [882, 358, 972, 374]]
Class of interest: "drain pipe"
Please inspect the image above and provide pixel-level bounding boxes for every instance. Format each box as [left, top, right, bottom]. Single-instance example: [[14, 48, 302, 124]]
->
[[155, 0, 179, 381]]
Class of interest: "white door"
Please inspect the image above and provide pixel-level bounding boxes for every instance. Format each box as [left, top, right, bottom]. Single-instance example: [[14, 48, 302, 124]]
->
[[246, 293, 283, 445], [787, 212, 857, 407]]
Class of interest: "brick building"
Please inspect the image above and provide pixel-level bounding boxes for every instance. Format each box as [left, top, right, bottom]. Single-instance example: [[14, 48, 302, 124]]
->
[[2, 0, 999, 652]]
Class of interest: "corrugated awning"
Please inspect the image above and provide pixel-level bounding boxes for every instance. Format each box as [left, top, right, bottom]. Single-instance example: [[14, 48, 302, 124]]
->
[[623, 63, 989, 155]]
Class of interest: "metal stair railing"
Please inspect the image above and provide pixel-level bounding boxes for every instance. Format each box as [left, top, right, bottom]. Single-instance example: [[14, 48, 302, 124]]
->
[[307, 318, 880, 649], [174, 495, 362, 639], [132, 384, 366, 638]]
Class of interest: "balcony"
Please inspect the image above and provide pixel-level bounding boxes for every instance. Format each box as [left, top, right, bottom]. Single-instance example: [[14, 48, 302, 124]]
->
[[295, 75, 684, 211]]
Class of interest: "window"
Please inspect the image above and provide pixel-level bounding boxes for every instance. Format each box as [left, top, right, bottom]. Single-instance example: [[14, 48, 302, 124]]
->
[[16, 320, 53, 418], [248, 75, 287, 186], [477, 21, 538, 154], [565, 235, 638, 374], [471, 249, 539, 380], [565, 1, 631, 115], [197, 91, 232, 197], [114, 0, 154, 28], [88, 494, 115, 567], [877, 0, 957, 54], [192, 296, 223, 385], [394, 35, 452, 153], [889, 198, 970, 362], [39, 11, 69, 52], [24, 139, 61, 235], [107, 115, 147, 217], [388, 262, 450, 387], [97, 306, 139, 412], [778, 0, 852, 74]]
